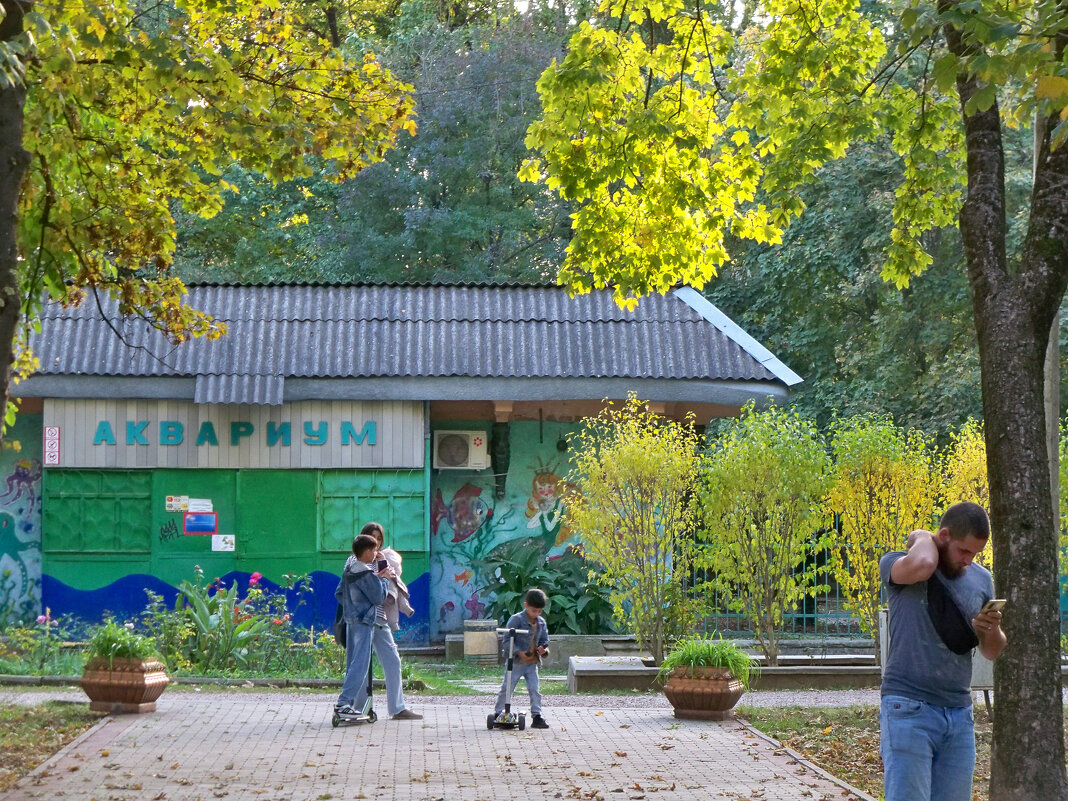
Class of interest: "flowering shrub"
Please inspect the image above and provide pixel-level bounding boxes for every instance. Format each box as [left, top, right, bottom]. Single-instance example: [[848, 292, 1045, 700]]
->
[[0, 608, 70, 674], [174, 566, 268, 672]]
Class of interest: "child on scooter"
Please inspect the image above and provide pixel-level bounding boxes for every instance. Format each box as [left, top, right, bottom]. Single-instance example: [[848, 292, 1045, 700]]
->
[[494, 588, 551, 729], [334, 533, 390, 718]]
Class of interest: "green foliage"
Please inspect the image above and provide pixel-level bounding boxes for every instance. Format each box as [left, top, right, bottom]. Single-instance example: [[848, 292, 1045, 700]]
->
[[0, 609, 71, 675], [522, 0, 1067, 300], [827, 414, 938, 648], [84, 619, 158, 667], [175, 568, 268, 672], [139, 591, 196, 673], [564, 395, 702, 663], [696, 404, 831, 665], [656, 634, 757, 691], [702, 138, 998, 438], [477, 539, 616, 635], [173, 13, 572, 284], [2, 0, 416, 432]]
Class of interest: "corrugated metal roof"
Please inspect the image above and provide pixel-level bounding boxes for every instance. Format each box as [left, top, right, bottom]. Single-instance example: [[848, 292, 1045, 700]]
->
[[194, 374, 283, 406], [30, 285, 796, 399]]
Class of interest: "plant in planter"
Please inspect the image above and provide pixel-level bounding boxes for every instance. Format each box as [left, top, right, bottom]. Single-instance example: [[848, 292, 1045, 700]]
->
[[657, 635, 757, 721], [80, 620, 169, 714]]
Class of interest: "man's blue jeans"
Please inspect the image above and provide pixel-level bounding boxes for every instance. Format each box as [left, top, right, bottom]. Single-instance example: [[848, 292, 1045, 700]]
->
[[337, 620, 374, 711], [880, 695, 975, 801]]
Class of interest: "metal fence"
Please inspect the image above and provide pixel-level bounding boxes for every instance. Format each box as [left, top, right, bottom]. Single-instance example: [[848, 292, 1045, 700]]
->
[[690, 547, 1068, 639]]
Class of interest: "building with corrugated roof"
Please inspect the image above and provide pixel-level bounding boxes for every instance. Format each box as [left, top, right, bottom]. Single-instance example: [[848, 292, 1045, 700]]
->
[[2, 283, 800, 641]]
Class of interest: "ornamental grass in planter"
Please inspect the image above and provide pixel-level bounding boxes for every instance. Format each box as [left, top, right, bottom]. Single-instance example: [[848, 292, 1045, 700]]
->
[[80, 621, 169, 714], [657, 635, 757, 721]]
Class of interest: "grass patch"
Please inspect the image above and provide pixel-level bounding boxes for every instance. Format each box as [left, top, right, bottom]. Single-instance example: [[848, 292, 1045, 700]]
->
[[0, 702, 104, 792], [738, 704, 1068, 801]]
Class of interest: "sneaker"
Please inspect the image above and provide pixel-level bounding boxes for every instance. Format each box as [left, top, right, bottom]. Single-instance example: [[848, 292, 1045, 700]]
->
[[531, 715, 549, 729], [335, 704, 359, 716], [392, 709, 423, 720]]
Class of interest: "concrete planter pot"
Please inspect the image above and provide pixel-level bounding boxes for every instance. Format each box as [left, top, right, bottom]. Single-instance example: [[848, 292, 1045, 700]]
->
[[80, 657, 170, 713], [662, 666, 745, 721]]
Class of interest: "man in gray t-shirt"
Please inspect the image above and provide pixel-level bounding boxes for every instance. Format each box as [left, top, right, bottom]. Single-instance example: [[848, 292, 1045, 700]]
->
[[878, 501, 1006, 801]]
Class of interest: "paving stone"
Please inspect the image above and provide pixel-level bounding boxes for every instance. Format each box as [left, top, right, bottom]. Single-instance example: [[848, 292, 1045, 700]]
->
[[0, 690, 874, 801]]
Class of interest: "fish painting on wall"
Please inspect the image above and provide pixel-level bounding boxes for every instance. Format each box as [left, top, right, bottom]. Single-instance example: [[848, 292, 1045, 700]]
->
[[431, 484, 493, 543]]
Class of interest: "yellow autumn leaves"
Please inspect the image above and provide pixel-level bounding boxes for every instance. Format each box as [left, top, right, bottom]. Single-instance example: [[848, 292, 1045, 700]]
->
[[563, 397, 1000, 664]]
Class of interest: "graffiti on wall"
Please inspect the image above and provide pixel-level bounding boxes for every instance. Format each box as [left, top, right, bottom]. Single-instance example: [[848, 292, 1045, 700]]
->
[[0, 415, 44, 623], [429, 421, 580, 637]]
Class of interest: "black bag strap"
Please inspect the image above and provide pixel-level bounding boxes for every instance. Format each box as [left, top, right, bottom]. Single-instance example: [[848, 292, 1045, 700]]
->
[[926, 573, 978, 655]]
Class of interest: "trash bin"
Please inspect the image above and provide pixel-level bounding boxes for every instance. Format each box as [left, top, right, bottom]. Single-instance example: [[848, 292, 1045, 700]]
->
[[463, 619, 500, 665]]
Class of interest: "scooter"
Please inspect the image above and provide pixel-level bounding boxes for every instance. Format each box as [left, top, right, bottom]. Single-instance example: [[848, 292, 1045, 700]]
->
[[332, 660, 377, 727], [487, 626, 530, 731]]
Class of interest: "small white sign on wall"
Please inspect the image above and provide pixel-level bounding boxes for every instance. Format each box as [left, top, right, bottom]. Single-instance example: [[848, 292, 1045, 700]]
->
[[212, 534, 235, 552], [44, 426, 61, 466], [188, 498, 214, 513]]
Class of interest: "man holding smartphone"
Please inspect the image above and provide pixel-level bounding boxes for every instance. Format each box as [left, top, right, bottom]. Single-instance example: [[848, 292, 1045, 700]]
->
[[879, 501, 1007, 801]]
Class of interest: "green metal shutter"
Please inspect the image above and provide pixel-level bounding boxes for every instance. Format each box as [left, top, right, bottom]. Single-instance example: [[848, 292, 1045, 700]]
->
[[319, 470, 425, 554], [43, 470, 152, 554]]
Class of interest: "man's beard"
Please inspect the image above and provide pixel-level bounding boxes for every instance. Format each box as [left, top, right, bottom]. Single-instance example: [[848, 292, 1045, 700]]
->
[[937, 543, 965, 579]]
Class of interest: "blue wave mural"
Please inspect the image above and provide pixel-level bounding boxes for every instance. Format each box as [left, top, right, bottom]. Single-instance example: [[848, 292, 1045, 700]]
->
[[42, 569, 431, 640]]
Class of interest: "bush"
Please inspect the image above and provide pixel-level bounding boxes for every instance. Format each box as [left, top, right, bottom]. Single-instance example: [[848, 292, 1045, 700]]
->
[[564, 395, 702, 663], [657, 634, 757, 690], [0, 609, 72, 675], [84, 619, 158, 667], [478, 540, 615, 635]]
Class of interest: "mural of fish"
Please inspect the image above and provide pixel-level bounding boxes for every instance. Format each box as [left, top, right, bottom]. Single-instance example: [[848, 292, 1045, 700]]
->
[[431, 484, 493, 543], [438, 601, 455, 624], [454, 569, 473, 586]]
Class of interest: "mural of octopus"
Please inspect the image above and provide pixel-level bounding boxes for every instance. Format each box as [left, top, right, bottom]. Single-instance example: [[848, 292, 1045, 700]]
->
[[0, 459, 42, 517]]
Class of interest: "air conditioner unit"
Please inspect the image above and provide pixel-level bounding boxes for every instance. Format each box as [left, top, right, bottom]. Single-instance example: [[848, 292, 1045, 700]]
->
[[433, 430, 490, 470]]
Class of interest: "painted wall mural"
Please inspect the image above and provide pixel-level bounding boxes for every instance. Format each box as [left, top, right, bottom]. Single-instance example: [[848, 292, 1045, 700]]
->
[[429, 420, 580, 638], [0, 414, 43, 623]]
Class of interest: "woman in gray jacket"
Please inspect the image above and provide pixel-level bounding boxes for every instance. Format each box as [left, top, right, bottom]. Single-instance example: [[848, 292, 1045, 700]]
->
[[366, 522, 422, 720]]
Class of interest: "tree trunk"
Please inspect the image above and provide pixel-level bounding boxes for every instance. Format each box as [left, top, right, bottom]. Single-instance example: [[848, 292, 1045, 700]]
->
[[0, 1, 31, 446], [945, 1, 1068, 790], [977, 292, 1068, 801]]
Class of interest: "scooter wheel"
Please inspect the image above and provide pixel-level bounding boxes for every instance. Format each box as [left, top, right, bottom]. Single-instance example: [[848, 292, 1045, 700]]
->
[[367, 710, 378, 723], [518, 714, 526, 731], [487, 713, 496, 730], [331, 714, 340, 728]]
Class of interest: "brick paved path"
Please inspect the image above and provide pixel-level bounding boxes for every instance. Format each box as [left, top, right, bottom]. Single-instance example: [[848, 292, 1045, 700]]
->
[[1, 690, 873, 801]]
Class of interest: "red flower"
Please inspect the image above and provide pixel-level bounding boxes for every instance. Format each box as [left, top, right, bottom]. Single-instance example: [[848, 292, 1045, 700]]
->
[[249, 572, 262, 587]]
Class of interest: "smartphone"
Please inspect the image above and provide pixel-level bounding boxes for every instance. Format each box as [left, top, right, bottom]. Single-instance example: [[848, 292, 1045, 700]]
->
[[376, 559, 388, 572], [981, 598, 1007, 613]]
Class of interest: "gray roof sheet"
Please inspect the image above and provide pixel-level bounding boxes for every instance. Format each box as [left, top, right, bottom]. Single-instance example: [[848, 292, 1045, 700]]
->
[[29, 284, 798, 403]]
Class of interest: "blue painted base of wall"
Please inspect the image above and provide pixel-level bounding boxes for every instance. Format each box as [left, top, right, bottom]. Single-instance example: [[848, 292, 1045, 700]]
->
[[42, 570, 432, 644]]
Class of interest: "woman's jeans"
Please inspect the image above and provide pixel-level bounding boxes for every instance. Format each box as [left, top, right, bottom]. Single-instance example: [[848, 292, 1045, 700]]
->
[[495, 661, 542, 717], [372, 624, 408, 716], [880, 695, 975, 801]]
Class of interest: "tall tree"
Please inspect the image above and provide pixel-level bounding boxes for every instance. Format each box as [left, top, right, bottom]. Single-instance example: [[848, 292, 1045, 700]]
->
[[522, 0, 1068, 797], [0, 0, 414, 421], [173, 8, 575, 284]]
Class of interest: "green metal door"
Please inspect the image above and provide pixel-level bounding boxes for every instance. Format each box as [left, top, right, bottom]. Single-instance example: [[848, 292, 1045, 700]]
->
[[319, 470, 426, 568], [236, 470, 318, 578]]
